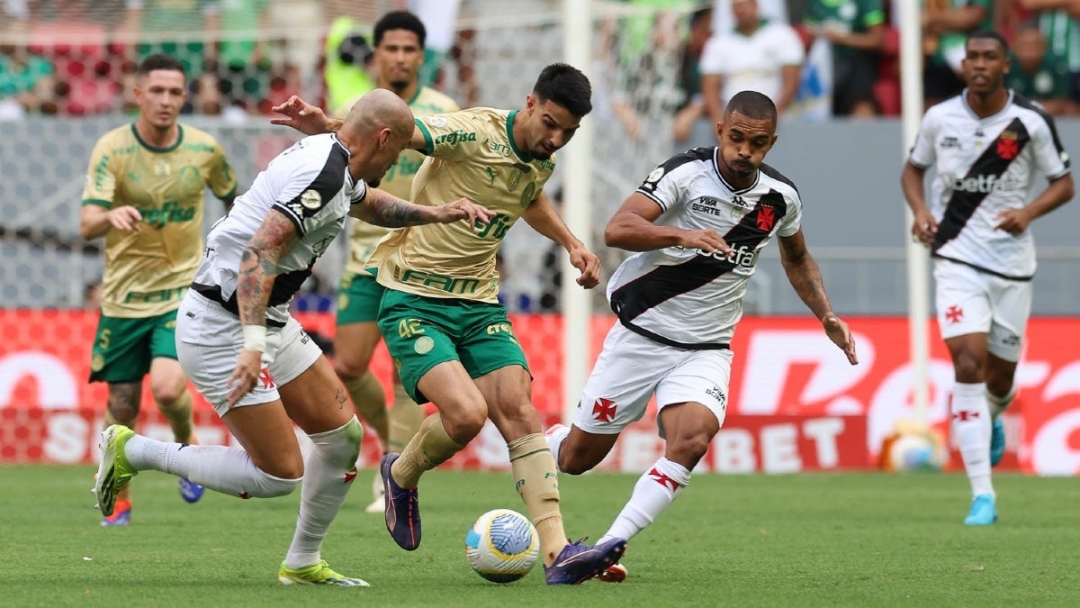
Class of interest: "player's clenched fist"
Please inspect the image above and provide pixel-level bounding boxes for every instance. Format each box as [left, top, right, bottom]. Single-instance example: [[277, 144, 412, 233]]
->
[[569, 245, 601, 289]]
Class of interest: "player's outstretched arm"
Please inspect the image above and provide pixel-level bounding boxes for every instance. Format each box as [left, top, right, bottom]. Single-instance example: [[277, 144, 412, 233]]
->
[[228, 209, 298, 407], [605, 192, 731, 255], [352, 187, 496, 228], [900, 161, 937, 247], [522, 190, 601, 288], [271, 96, 342, 135], [779, 229, 858, 365]]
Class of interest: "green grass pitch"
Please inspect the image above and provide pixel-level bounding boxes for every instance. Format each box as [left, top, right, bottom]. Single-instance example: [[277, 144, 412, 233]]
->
[[1, 466, 1077, 607]]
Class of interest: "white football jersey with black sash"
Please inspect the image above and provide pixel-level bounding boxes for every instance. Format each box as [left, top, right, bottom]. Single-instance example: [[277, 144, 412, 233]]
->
[[192, 133, 367, 326], [909, 91, 1070, 280], [608, 147, 802, 349]]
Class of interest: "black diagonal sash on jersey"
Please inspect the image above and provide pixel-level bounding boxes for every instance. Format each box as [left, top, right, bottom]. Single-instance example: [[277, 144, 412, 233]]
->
[[610, 190, 788, 347], [932, 117, 1030, 251]]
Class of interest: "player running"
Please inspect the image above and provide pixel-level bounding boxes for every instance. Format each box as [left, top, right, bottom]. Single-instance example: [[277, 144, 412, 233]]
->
[[901, 31, 1073, 525], [80, 53, 237, 525], [331, 10, 461, 514], [92, 89, 493, 585], [271, 63, 626, 585], [545, 90, 858, 581]]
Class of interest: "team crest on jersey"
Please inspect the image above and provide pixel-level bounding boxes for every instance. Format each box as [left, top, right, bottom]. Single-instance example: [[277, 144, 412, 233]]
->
[[300, 189, 322, 210], [508, 164, 531, 191], [997, 135, 1020, 160], [647, 167, 665, 183], [427, 116, 448, 127], [756, 206, 777, 232]]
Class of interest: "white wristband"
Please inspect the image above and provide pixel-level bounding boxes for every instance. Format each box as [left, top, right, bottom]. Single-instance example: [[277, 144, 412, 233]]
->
[[242, 325, 267, 352]]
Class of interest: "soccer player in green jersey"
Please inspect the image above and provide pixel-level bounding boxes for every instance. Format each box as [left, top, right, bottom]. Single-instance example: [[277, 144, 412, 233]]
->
[[80, 54, 237, 526], [331, 11, 461, 514], [272, 63, 628, 584]]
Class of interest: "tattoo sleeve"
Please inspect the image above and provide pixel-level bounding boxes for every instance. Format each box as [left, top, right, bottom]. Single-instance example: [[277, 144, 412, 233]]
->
[[351, 187, 433, 227], [237, 210, 297, 327]]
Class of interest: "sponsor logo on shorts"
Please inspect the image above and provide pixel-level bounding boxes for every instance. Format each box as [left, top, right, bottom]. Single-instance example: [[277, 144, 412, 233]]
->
[[706, 385, 727, 407], [414, 336, 435, 354]]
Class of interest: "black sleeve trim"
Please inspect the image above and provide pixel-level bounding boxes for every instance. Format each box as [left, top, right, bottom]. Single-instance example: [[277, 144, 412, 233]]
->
[[1013, 94, 1070, 168], [270, 204, 306, 236]]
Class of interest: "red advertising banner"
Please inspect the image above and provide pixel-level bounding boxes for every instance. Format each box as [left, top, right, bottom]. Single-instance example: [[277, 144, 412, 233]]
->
[[1, 311, 1078, 474]]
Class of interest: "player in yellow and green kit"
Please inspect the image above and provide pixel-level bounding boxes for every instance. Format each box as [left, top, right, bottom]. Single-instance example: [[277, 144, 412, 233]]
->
[[80, 54, 237, 526], [331, 10, 460, 515], [272, 63, 628, 584]]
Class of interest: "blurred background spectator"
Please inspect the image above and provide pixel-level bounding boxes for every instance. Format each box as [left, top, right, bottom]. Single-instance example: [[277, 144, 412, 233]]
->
[[922, 0, 992, 107], [803, 0, 887, 118], [1006, 18, 1076, 114], [700, 0, 805, 126]]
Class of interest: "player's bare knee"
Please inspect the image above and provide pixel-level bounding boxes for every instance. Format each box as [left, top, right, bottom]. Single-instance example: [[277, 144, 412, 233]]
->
[[333, 356, 370, 381], [667, 433, 711, 468], [442, 403, 488, 444], [952, 352, 983, 383], [557, 442, 600, 476], [150, 380, 187, 406]]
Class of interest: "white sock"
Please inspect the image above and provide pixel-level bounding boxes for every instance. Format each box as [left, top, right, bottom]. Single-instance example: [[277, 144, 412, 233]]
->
[[544, 425, 570, 472], [987, 386, 1016, 420], [952, 382, 994, 498], [285, 417, 363, 570], [599, 457, 691, 543], [124, 435, 299, 498]]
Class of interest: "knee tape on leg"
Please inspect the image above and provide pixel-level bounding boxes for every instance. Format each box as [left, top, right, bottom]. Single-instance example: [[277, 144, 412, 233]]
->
[[308, 416, 363, 470], [249, 469, 302, 498], [509, 433, 561, 524]]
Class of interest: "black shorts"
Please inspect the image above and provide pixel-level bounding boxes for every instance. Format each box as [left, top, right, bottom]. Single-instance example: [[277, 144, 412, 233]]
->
[[832, 51, 879, 115]]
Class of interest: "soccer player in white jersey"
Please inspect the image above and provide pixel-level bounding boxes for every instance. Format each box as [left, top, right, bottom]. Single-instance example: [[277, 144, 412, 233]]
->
[[544, 90, 858, 581], [92, 89, 494, 586], [901, 31, 1073, 526], [272, 64, 627, 585], [331, 11, 461, 514]]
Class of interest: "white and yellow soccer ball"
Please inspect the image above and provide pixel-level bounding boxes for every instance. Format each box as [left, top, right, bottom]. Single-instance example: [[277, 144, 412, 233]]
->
[[465, 509, 540, 583], [886, 432, 946, 472]]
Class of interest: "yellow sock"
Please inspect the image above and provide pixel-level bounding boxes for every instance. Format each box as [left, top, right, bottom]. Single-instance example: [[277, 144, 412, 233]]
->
[[387, 380, 424, 453], [509, 433, 565, 567], [392, 414, 463, 488], [343, 372, 389, 449]]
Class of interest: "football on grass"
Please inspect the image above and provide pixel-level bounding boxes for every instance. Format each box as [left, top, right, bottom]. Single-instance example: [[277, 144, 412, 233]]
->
[[465, 509, 540, 583]]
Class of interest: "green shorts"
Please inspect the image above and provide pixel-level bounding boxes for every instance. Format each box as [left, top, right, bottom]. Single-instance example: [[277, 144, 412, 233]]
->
[[378, 289, 529, 404], [336, 271, 385, 325], [89, 310, 179, 383]]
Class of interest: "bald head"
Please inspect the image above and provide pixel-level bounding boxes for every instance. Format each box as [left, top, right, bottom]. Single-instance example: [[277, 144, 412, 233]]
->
[[339, 88, 415, 184], [343, 88, 414, 141]]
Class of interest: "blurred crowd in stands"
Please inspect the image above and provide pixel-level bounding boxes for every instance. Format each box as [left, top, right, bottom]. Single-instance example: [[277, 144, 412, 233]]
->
[[3, 1, 1080, 125]]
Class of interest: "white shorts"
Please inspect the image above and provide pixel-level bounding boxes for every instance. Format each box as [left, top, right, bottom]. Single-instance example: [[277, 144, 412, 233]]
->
[[176, 290, 323, 416], [933, 259, 1032, 362], [572, 322, 732, 437]]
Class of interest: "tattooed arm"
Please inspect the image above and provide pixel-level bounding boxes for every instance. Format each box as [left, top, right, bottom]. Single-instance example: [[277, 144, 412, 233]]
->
[[226, 208, 298, 407], [778, 228, 858, 365], [350, 187, 496, 228]]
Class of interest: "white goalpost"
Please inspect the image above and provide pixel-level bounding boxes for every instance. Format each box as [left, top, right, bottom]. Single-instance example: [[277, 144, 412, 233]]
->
[[561, 0, 594, 423], [899, 2, 932, 424]]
